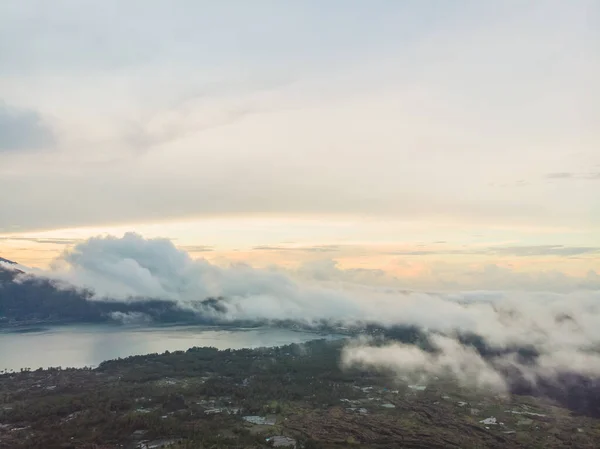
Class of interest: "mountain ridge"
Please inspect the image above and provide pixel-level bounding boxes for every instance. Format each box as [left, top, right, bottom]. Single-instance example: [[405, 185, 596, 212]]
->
[[0, 257, 21, 282]]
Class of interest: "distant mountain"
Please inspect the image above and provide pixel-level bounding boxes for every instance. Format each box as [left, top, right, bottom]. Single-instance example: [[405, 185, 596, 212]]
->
[[0, 261, 242, 327], [0, 257, 22, 283]]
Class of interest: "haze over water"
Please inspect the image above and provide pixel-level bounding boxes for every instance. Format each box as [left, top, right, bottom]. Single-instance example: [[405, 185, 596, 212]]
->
[[0, 324, 338, 372]]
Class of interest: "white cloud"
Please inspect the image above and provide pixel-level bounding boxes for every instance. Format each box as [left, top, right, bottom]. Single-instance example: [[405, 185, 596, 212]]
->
[[23, 233, 599, 347], [11, 232, 598, 386], [342, 334, 600, 394], [0, 1, 597, 231], [342, 336, 508, 392]]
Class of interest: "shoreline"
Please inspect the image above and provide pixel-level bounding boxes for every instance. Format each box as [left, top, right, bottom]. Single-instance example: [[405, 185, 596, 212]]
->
[[0, 323, 345, 372]]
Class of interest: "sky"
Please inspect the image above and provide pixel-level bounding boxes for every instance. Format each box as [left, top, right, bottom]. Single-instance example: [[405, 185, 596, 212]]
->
[[0, 0, 598, 291]]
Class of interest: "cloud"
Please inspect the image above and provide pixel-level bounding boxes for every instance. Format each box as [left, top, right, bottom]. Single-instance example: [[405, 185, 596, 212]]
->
[[177, 245, 213, 253], [0, 102, 55, 152], [486, 245, 599, 257], [0, 1, 598, 231], [293, 259, 399, 288], [9, 232, 600, 396], [286, 256, 600, 293], [122, 77, 294, 154], [342, 334, 600, 396], [0, 258, 25, 275], [253, 245, 340, 253], [388, 245, 600, 257], [342, 335, 508, 393], [419, 263, 600, 292], [546, 172, 574, 179], [545, 172, 600, 181], [108, 311, 152, 325], [29, 233, 600, 341], [0, 237, 80, 245]]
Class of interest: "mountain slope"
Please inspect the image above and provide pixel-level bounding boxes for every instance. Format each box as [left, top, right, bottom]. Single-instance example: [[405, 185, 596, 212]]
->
[[0, 257, 21, 282]]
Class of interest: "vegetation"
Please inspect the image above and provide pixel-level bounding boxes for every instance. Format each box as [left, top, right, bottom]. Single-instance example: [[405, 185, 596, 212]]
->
[[1, 339, 600, 449]]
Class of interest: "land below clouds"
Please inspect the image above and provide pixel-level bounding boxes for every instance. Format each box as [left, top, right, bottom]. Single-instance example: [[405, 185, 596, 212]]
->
[[2, 339, 600, 449]]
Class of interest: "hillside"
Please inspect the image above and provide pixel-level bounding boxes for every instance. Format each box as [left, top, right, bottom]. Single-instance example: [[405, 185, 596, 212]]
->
[[0, 257, 20, 282], [1, 339, 599, 449], [0, 261, 228, 326]]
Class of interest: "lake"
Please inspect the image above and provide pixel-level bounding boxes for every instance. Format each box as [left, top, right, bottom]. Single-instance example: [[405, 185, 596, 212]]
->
[[0, 324, 340, 371]]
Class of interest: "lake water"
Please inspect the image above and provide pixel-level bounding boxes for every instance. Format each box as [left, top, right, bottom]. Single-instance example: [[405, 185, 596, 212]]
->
[[0, 324, 340, 371]]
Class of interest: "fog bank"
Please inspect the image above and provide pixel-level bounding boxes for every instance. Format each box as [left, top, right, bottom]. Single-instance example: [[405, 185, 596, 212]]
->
[[12, 233, 600, 397]]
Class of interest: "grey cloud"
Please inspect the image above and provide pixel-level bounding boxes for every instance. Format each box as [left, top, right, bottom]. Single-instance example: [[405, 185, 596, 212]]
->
[[253, 245, 340, 253], [545, 172, 573, 179], [3, 247, 60, 253], [490, 179, 532, 188], [545, 172, 600, 180], [486, 245, 599, 257], [108, 311, 152, 325], [342, 336, 508, 393], [0, 237, 80, 245], [342, 333, 600, 395], [387, 250, 461, 256], [388, 245, 600, 257], [178, 245, 213, 252], [294, 259, 392, 286], [123, 76, 296, 154], [124, 104, 256, 153], [0, 103, 55, 152]]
